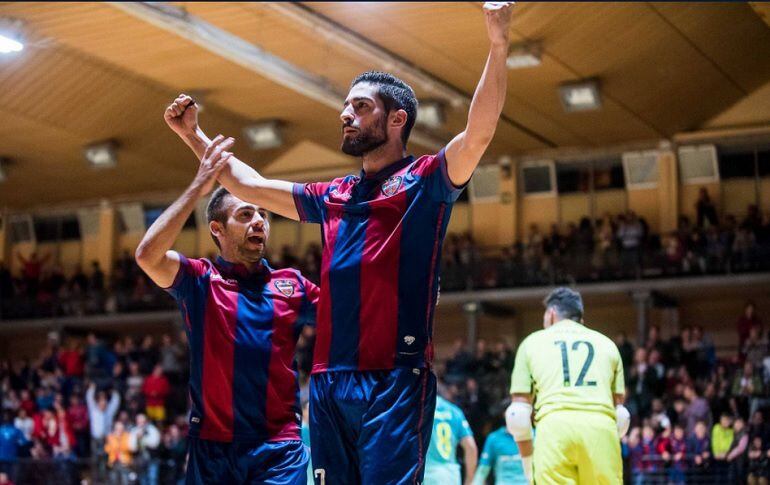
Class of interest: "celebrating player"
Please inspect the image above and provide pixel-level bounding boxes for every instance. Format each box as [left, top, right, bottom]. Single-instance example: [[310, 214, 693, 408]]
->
[[165, 3, 514, 482], [424, 393, 478, 485], [136, 135, 319, 484], [506, 287, 630, 484]]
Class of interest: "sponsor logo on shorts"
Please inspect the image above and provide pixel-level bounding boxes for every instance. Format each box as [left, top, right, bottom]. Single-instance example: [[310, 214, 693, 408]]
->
[[404, 335, 416, 345]]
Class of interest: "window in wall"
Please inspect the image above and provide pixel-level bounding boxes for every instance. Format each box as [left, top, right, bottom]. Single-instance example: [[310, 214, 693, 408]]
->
[[555, 158, 624, 194], [719, 148, 756, 179], [521, 162, 555, 195], [33, 215, 80, 242]]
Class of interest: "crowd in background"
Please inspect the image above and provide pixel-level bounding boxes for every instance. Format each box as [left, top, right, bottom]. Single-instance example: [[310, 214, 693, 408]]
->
[[0, 332, 189, 485]]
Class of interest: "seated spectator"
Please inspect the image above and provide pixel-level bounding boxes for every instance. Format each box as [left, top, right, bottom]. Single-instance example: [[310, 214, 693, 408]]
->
[[733, 361, 765, 418], [688, 421, 711, 469], [713, 413, 736, 478]]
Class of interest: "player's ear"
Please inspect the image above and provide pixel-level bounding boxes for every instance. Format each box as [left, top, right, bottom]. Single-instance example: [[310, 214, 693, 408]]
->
[[389, 108, 408, 130], [210, 220, 224, 242]]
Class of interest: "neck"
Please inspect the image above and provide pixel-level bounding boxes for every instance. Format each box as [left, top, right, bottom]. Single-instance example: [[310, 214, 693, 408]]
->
[[361, 142, 407, 175], [218, 251, 263, 273]]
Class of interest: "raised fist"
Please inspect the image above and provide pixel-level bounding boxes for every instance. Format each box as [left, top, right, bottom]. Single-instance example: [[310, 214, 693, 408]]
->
[[164, 93, 199, 138]]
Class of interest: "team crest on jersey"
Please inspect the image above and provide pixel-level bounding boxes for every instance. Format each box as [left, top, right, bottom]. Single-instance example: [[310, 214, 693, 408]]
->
[[274, 280, 295, 297], [381, 175, 403, 197]]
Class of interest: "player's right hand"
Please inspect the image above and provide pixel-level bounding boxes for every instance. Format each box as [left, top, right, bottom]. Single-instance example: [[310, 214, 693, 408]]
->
[[164, 93, 198, 137], [194, 134, 234, 195]]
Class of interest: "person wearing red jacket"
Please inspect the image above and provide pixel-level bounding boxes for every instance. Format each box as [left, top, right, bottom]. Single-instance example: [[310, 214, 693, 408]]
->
[[142, 364, 170, 423], [66, 394, 90, 458]]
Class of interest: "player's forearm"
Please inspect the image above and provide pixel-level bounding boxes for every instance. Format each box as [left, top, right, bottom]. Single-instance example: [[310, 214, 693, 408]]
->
[[463, 446, 478, 485], [464, 42, 508, 149], [471, 465, 490, 485], [217, 162, 300, 221], [136, 182, 205, 267]]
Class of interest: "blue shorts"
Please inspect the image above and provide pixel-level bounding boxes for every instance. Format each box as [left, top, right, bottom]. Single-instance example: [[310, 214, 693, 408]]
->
[[309, 368, 437, 485], [186, 437, 308, 485]]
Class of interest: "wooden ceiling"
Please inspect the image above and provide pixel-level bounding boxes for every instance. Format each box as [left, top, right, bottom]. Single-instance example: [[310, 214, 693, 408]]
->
[[1, 2, 769, 209]]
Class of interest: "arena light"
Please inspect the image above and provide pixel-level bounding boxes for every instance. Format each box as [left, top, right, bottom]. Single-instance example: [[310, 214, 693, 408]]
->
[[243, 121, 283, 150], [84, 140, 118, 169], [506, 41, 541, 69], [559, 79, 602, 112], [416, 101, 445, 130], [0, 33, 22, 53]]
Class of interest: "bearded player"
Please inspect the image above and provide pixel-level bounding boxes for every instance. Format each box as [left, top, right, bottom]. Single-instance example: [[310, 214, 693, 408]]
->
[[164, 3, 515, 482]]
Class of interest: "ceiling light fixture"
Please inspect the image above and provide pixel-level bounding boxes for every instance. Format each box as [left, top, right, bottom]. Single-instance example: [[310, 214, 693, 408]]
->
[[559, 79, 602, 112], [507, 41, 541, 69], [243, 121, 283, 150]]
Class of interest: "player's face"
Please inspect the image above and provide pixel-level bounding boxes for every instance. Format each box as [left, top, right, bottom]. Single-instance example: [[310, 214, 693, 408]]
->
[[340, 83, 389, 157], [213, 195, 270, 264]]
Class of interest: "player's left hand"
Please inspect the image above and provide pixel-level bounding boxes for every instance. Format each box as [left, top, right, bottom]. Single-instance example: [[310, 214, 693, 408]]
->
[[483, 2, 514, 46]]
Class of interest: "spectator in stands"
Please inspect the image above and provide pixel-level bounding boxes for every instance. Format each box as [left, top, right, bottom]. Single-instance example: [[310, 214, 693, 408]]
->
[[739, 302, 763, 352], [696, 187, 719, 229], [159, 423, 187, 484], [728, 417, 750, 482], [617, 211, 644, 278], [141, 365, 169, 423], [733, 361, 765, 418], [65, 394, 89, 458], [104, 421, 132, 485], [683, 385, 713, 435], [130, 413, 161, 485], [666, 424, 688, 485], [85, 383, 120, 470], [0, 411, 26, 477], [17, 252, 51, 297], [745, 325, 768, 370], [747, 435, 769, 485], [712, 413, 736, 478], [688, 421, 711, 471]]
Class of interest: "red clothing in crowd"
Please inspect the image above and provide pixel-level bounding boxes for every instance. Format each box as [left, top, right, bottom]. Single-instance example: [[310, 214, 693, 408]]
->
[[66, 403, 89, 433], [33, 412, 74, 451], [20, 398, 36, 416], [737, 315, 763, 349], [58, 350, 84, 377], [142, 374, 170, 407]]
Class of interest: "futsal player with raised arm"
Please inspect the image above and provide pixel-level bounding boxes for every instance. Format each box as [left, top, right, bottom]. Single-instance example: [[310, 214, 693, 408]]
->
[[135, 135, 319, 484], [505, 287, 630, 484], [164, 3, 514, 482]]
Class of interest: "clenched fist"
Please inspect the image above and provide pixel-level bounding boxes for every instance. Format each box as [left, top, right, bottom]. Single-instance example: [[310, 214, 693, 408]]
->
[[164, 93, 198, 138]]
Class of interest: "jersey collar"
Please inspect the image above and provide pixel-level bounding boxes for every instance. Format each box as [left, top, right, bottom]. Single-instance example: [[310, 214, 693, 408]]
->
[[214, 256, 272, 284], [359, 154, 414, 182]]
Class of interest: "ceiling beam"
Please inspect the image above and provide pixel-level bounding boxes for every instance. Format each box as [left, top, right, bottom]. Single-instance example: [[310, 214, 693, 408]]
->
[[108, 1, 445, 151]]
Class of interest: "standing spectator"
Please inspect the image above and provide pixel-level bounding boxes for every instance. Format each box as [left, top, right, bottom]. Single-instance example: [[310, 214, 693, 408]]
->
[[12, 409, 33, 444], [696, 187, 719, 229], [747, 436, 769, 485], [104, 421, 133, 485], [142, 365, 169, 423], [667, 425, 688, 485], [745, 325, 767, 369], [683, 385, 713, 435], [86, 383, 120, 479], [615, 332, 634, 374], [130, 414, 161, 485], [16, 252, 51, 296], [738, 302, 763, 353], [0, 411, 26, 477], [159, 424, 186, 485], [158, 334, 183, 384], [728, 417, 750, 483], [712, 413, 736, 479], [66, 394, 89, 458], [733, 361, 765, 419], [617, 211, 644, 278], [688, 421, 711, 474]]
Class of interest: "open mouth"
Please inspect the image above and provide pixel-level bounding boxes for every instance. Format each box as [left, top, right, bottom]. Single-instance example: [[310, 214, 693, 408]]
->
[[343, 127, 358, 135], [247, 234, 265, 245]]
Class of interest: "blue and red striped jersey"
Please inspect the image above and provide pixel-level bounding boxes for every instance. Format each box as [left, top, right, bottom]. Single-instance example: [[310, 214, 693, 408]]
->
[[165, 255, 318, 443], [292, 148, 465, 373]]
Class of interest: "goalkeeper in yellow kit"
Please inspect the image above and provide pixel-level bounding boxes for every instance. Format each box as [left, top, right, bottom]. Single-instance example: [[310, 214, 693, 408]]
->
[[505, 287, 629, 484]]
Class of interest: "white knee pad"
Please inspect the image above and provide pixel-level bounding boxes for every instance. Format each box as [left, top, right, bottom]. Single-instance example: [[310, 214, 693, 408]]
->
[[505, 401, 533, 442]]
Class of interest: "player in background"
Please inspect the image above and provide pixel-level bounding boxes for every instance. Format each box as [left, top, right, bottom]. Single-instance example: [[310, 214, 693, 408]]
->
[[471, 417, 528, 485], [424, 392, 478, 485], [164, 3, 514, 482], [136, 135, 319, 484], [506, 287, 630, 484]]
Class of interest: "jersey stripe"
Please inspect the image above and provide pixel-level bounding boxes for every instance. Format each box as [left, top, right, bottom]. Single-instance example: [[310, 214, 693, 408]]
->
[[266, 283, 302, 440], [313, 210, 342, 372], [358, 190, 407, 369], [200, 280, 239, 441]]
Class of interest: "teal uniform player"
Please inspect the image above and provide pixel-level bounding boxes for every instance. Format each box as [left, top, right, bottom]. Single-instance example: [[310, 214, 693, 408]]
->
[[424, 396, 476, 484], [472, 427, 528, 484]]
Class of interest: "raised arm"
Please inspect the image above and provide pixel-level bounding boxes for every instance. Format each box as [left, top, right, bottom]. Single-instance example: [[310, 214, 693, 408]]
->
[[164, 95, 299, 220], [445, 2, 513, 187], [135, 135, 234, 288]]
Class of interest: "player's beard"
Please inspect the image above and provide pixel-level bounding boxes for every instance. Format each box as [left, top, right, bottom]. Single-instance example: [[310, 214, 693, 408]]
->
[[340, 113, 388, 157], [236, 243, 264, 264]]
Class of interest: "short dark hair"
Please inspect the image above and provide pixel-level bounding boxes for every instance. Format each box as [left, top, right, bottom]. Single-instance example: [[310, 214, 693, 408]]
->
[[543, 287, 584, 321], [350, 71, 418, 147], [206, 187, 231, 249]]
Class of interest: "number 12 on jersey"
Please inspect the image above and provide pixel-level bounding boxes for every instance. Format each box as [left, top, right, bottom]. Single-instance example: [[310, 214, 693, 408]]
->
[[555, 340, 597, 387]]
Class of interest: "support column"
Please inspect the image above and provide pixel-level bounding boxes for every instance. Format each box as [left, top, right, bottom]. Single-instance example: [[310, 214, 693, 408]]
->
[[632, 290, 652, 346], [463, 301, 480, 350], [97, 201, 117, 277], [657, 150, 679, 233]]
